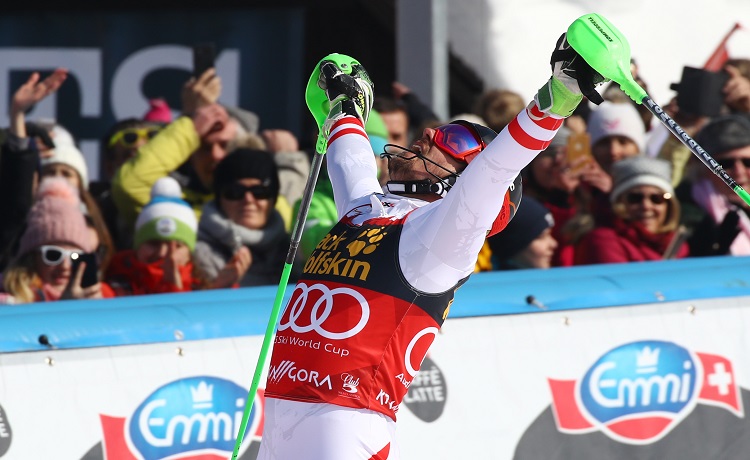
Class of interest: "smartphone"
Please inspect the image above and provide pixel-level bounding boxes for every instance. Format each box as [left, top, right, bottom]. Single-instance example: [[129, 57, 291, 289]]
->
[[70, 252, 99, 288], [566, 132, 592, 173], [192, 43, 216, 78], [672, 66, 729, 117]]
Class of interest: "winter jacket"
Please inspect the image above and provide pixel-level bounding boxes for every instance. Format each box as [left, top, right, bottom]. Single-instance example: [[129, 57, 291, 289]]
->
[[575, 218, 689, 265], [0, 134, 38, 271], [194, 201, 291, 287], [106, 250, 198, 296]]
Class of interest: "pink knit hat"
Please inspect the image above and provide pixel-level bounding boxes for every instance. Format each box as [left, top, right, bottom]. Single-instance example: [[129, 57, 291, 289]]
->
[[143, 98, 172, 123], [18, 178, 95, 256]]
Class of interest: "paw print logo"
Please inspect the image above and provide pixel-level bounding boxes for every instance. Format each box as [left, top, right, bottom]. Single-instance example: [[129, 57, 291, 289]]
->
[[346, 227, 387, 257]]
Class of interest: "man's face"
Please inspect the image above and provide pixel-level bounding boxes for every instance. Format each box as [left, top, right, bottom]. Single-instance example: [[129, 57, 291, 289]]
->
[[190, 120, 237, 189], [388, 127, 463, 184], [591, 135, 640, 173], [713, 145, 750, 207], [381, 110, 409, 146]]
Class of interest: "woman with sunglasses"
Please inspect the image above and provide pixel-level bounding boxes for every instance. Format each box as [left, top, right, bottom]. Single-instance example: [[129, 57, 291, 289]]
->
[[258, 22, 614, 459], [194, 149, 289, 287], [1, 178, 114, 304], [575, 156, 689, 264]]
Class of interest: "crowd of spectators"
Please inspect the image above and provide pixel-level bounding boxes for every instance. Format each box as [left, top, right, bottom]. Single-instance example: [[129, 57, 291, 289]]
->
[[1, 52, 750, 305]]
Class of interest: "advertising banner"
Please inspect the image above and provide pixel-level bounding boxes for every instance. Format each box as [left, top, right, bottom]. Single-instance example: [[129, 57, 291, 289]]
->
[[1, 294, 748, 459], [0, 10, 304, 180]]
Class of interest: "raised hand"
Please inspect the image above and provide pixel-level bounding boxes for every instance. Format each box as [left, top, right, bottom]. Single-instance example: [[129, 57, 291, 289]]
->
[[261, 129, 299, 153], [723, 65, 750, 113], [10, 68, 68, 138], [162, 241, 185, 290], [182, 68, 222, 116], [60, 262, 103, 300], [211, 246, 252, 289], [191, 103, 235, 142]]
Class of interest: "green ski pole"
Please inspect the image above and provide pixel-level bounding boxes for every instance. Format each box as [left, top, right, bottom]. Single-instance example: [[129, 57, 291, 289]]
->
[[566, 13, 750, 207]]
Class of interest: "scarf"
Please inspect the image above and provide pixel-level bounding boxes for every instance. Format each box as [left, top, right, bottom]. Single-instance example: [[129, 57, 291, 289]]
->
[[196, 201, 288, 284]]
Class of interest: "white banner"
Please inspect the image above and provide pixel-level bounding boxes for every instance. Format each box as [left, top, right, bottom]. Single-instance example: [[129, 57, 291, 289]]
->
[[0, 295, 748, 459]]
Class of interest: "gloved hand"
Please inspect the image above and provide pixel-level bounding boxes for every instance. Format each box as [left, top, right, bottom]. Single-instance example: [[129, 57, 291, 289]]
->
[[318, 60, 374, 125], [536, 33, 610, 117]]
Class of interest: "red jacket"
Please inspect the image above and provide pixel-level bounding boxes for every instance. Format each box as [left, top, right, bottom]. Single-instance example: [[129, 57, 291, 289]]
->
[[575, 219, 689, 265], [106, 250, 197, 296]]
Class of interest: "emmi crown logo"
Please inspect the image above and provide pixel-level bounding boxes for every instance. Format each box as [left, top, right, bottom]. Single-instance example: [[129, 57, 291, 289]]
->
[[107, 376, 261, 459], [548, 340, 744, 445], [191, 381, 213, 409], [303, 226, 387, 281]]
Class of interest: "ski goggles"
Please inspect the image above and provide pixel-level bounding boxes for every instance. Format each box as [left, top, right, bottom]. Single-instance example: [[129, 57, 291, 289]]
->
[[108, 127, 162, 148], [432, 122, 486, 161], [38, 245, 81, 266]]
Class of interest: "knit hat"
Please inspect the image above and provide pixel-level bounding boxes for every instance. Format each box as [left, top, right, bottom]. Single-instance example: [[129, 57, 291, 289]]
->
[[587, 101, 646, 152], [18, 178, 95, 256], [134, 177, 198, 251], [41, 143, 89, 187], [143, 98, 172, 123], [695, 114, 750, 156], [610, 156, 674, 203], [224, 106, 260, 136], [541, 126, 571, 154], [366, 110, 388, 155], [487, 196, 554, 260], [212, 149, 280, 200]]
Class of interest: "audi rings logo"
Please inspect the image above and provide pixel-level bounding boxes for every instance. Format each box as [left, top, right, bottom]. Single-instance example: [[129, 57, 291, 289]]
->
[[405, 327, 439, 377], [279, 283, 370, 340]]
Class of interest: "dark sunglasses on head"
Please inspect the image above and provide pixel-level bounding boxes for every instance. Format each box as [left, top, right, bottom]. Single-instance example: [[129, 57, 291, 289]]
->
[[38, 245, 80, 266], [432, 123, 485, 161], [108, 127, 162, 148], [222, 183, 274, 201], [624, 191, 672, 205]]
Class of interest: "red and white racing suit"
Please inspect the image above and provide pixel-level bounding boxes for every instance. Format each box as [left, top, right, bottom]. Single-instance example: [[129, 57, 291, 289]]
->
[[258, 103, 563, 459]]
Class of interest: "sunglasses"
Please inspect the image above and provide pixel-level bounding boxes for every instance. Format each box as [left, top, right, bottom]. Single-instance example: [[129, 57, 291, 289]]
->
[[108, 127, 161, 148], [722, 157, 750, 169], [432, 123, 485, 161], [222, 183, 274, 201], [38, 245, 81, 266], [624, 191, 672, 205]]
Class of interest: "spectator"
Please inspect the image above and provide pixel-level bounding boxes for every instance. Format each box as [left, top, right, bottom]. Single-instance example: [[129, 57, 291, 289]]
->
[[112, 68, 233, 226], [259, 128, 311, 225], [587, 100, 645, 176], [487, 196, 557, 270], [373, 96, 411, 147], [194, 149, 291, 287], [107, 177, 215, 295], [40, 141, 116, 274], [678, 114, 750, 256], [95, 118, 164, 249], [0, 69, 67, 272], [389, 81, 441, 142], [522, 127, 592, 266], [576, 156, 688, 264], [473, 88, 526, 133], [1, 178, 112, 304]]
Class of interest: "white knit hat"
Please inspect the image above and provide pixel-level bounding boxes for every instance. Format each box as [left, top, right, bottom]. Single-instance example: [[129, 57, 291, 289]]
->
[[134, 177, 198, 251], [41, 143, 89, 187], [610, 157, 673, 203], [587, 101, 646, 153]]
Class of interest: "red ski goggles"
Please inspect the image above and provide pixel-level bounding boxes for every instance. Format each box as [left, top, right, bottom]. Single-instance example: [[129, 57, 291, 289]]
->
[[432, 122, 486, 161]]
